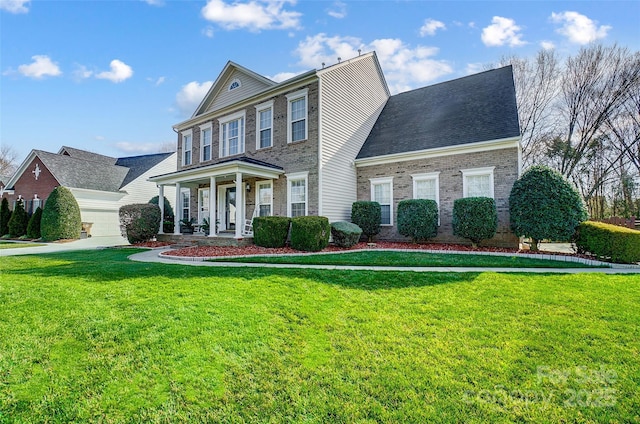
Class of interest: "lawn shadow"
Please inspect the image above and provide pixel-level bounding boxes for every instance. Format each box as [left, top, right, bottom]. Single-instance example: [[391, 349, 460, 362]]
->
[[1, 248, 480, 290]]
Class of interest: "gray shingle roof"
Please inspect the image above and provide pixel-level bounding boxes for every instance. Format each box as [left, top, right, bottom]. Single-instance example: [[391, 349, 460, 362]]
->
[[116, 152, 173, 187], [36, 150, 130, 192], [356, 65, 520, 160], [59, 146, 117, 164]]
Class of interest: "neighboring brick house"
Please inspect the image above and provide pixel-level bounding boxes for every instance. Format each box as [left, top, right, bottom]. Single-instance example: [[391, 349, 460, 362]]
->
[[1, 146, 176, 237], [150, 52, 521, 247]]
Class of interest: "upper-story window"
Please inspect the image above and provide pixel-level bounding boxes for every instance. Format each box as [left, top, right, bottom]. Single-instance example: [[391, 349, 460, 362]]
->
[[219, 111, 245, 158], [200, 123, 212, 162], [255, 101, 274, 149], [181, 130, 192, 166], [286, 89, 308, 143], [461, 167, 495, 198], [228, 78, 241, 91]]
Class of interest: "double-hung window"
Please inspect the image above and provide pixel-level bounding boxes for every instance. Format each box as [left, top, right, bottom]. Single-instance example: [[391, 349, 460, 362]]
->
[[256, 101, 273, 149], [461, 167, 495, 198], [286, 89, 308, 143], [181, 188, 190, 222], [182, 130, 192, 166], [370, 177, 393, 225], [200, 124, 212, 162], [413, 172, 440, 224], [256, 180, 273, 217], [219, 111, 245, 158], [287, 171, 308, 217]]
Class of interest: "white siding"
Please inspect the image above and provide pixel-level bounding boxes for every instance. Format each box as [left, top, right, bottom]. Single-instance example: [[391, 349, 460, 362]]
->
[[118, 154, 177, 208], [319, 54, 389, 222], [206, 71, 272, 114]]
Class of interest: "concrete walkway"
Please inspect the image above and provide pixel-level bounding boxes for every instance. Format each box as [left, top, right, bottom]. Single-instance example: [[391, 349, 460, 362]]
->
[[128, 248, 640, 274], [0, 236, 129, 257]]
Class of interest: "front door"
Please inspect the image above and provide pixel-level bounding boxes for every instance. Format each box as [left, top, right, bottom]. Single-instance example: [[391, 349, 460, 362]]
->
[[225, 187, 236, 231]]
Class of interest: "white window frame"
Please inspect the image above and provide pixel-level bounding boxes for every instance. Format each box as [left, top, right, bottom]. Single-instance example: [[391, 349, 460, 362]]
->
[[412, 172, 440, 225], [286, 88, 308, 143], [181, 188, 190, 222], [370, 176, 394, 226], [255, 179, 273, 217], [461, 167, 495, 198], [181, 129, 192, 166], [255, 101, 274, 150], [286, 171, 309, 217], [200, 123, 212, 162], [228, 78, 241, 91], [218, 111, 245, 158]]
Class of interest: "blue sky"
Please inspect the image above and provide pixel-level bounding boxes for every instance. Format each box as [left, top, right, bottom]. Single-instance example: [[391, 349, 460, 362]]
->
[[1, 0, 638, 162]]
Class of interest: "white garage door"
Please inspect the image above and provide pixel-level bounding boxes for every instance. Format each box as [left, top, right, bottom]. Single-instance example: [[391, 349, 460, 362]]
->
[[80, 209, 121, 237]]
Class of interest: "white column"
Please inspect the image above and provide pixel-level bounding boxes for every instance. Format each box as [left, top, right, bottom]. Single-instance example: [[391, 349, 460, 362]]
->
[[158, 185, 165, 234], [174, 182, 181, 235], [235, 172, 243, 239], [208, 176, 216, 237]]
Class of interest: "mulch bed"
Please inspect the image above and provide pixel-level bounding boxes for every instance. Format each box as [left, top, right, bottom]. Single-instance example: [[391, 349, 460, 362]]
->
[[155, 241, 583, 259]]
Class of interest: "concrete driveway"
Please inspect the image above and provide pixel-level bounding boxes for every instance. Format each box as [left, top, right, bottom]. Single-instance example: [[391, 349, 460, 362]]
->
[[0, 236, 129, 257]]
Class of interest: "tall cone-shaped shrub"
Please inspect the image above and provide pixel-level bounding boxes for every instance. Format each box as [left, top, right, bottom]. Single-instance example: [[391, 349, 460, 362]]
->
[[41, 186, 82, 241]]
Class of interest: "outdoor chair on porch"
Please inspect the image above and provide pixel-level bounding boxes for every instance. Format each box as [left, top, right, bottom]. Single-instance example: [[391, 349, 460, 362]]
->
[[242, 205, 261, 237]]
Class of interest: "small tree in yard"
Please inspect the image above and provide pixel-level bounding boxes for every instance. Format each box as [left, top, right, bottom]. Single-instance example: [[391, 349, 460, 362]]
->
[[27, 206, 43, 239], [0, 197, 10, 236], [397, 199, 438, 243], [351, 201, 381, 242], [453, 197, 497, 248], [8, 198, 28, 237], [119, 203, 161, 244], [41, 186, 82, 241], [509, 165, 587, 251]]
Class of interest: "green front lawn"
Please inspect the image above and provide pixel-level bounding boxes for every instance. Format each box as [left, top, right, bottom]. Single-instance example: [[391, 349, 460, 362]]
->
[[212, 250, 599, 268], [0, 241, 44, 249], [1, 249, 638, 422]]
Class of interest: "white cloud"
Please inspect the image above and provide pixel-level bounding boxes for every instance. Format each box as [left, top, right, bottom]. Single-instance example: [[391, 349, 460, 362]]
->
[[95, 59, 133, 83], [481, 16, 526, 47], [114, 141, 167, 154], [73, 64, 93, 81], [465, 63, 484, 75], [550, 11, 610, 44], [201, 0, 301, 31], [540, 40, 556, 50], [141, 0, 164, 6], [420, 19, 446, 36], [147, 76, 165, 86], [268, 72, 300, 82], [293, 34, 452, 94], [17, 55, 62, 79], [175, 81, 213, 116], [202, 26, 215, 38], [327, 1, 346, 19], [0, 0, 30, 13]]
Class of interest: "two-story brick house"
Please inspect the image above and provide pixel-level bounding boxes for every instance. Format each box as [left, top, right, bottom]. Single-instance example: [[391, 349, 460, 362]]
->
[[150, 51, 521, 247]]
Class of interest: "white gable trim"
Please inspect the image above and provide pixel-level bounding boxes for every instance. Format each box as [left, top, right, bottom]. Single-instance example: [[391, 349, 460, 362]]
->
[[354, 136, 521, 168]]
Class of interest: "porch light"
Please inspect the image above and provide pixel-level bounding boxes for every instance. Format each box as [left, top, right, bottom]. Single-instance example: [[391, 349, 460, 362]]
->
[[246, 183, 251, 192]]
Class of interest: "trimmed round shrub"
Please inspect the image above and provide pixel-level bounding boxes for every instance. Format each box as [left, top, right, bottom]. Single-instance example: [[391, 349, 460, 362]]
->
[[149, 195, 174, 218], [27, 206, 43, 239], [330, 221, 362, 248], [0, 197, 10, 236], [453, 197, 497, 248], [397, 199, 438, 243], [290, 216, 330, 252], [509, 166, 587, 251], [253, 216, 291, 248], [8, 199, 28, 238], [119, 203, 161, 244], [351, 201, 381, 242], [41, 186, 82, 241]]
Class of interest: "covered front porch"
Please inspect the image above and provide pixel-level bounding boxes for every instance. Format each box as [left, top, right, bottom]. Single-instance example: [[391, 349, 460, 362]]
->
[[149, 158, 283, 240]]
